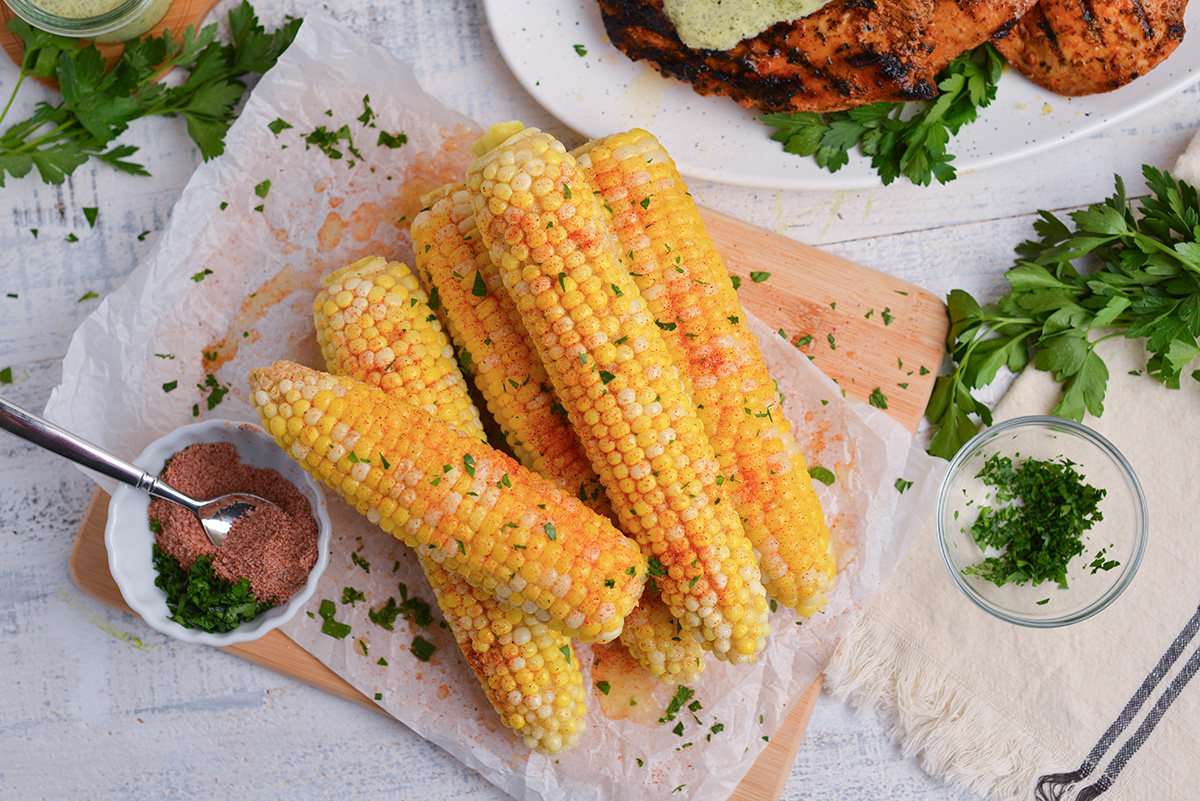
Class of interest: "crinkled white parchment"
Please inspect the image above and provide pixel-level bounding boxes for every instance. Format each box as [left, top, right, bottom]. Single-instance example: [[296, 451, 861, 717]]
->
[[45, 11, 945, 801]]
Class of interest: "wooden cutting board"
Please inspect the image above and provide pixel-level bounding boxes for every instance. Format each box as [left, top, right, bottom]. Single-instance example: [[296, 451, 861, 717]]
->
[[69, 208, 947, 801]]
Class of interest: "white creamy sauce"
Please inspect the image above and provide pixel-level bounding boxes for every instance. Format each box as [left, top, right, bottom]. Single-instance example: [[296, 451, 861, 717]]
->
[[663, 0, 834, 50]]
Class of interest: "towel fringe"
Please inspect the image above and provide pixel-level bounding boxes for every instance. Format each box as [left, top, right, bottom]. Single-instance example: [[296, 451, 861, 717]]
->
[[826, 613, 1046, 801]]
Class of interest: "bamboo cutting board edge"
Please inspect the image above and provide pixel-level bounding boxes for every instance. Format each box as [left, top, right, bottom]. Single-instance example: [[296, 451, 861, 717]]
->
[[67, 213, 946, 800]]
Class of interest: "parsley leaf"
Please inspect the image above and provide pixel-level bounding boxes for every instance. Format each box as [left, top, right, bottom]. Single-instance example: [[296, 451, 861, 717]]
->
[[760, 44, 1004, 186], [153, 546, 273, 632], [927, 167, 1200, 459], [0, 4, 301, 188]]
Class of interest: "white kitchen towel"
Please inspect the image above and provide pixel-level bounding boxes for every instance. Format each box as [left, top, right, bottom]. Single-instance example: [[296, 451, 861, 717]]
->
[[825, 333, 1200, 801]]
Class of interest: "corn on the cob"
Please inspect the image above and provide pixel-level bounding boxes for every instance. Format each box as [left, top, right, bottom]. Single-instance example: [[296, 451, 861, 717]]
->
[[313, 255, 486, 441], [428, 565, 587, 753], [412, 187, 606, 508], [313, 272, 587, 753], [249, 360, 646, 643], [619, 590, 706, 685], [466, 124, 769, 663], [574, 130, 835, 613], [414, 190, 705, 680]]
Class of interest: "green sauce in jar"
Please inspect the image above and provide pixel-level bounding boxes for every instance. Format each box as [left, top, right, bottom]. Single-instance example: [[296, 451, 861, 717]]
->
[[28, 0, 124, 18], [663, 0, 834, 50], [8, 0, 174, 42]]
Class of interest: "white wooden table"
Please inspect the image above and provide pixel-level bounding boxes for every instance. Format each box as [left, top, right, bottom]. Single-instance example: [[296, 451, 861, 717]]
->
[[1, 1, 1197, 798]]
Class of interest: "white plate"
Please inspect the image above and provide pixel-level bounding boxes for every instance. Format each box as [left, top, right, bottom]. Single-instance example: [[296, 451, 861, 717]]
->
[[483, 0, 1200, 189]]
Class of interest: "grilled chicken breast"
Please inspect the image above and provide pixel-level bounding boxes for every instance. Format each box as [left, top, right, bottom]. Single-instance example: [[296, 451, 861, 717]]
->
[[599, 0, 1038, 113], [992, 0, 1187, 95]]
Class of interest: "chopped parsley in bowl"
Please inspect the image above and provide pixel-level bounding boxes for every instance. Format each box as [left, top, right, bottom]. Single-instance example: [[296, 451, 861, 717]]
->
[[936, 416, 1147, 627]]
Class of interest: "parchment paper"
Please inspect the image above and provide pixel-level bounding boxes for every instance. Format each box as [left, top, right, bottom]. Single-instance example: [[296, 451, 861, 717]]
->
[[45, 10, 946, 800]]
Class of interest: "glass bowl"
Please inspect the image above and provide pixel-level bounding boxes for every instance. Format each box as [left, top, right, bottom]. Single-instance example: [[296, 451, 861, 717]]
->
[[2, 0, 172, 43], [104, 418, 331, 646], [936, 415, 1147, 627]]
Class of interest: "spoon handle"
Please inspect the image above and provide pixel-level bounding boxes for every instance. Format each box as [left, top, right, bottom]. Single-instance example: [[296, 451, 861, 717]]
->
[[0, 395, 159, 493]]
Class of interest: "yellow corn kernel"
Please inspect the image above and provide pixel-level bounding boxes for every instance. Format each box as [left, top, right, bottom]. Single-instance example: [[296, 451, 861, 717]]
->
[[618, 589, 705, 685], [413, 185, 609, 512], [425, 558, 586, 754], [467, 125, 769, 663], [313, 255, 486, 441], [575, 129, 835, 613], [248, 360, 646, 643]]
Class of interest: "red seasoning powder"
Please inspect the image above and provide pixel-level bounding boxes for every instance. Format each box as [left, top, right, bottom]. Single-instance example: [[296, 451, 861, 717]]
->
[[148, 441, 319, 604]]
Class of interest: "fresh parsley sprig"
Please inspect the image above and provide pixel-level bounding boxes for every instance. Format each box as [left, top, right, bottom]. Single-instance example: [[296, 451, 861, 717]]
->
[[926, 167, 1200, 459], [759, 44, 1004, 186], [0, 2, 301, 187]]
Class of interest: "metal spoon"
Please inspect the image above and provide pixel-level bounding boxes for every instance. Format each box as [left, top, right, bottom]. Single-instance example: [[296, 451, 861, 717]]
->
[[0, 396, 278, 548]]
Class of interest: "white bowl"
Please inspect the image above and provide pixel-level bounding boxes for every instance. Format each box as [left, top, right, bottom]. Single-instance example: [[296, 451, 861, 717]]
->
[[104, 418, 331, 646]]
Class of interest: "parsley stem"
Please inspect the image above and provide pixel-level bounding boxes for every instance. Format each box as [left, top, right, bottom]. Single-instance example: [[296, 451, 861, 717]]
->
[[16, 120, 77, 152], [0, 67, 28, 133]]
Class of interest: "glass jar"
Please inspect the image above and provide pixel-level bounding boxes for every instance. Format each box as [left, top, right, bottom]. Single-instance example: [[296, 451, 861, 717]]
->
[[2, 0, 174, 44]]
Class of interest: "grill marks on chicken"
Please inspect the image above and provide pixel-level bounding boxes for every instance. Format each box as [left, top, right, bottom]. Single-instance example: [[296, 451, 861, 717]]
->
[[992, 0, 1187, 95], [599, 0, 1038, 113]]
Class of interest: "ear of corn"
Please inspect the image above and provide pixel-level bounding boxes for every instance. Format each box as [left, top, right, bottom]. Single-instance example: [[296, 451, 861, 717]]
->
[[414, 195, 705, 680], [575, 130, 835, 614], [313, 255, 486, 442], [619, 590, 706, 685], [314, 266, 587, 754], [248, 360, 646, 644], [426, 555, 587, 754], [466, 125, 770, 663], [412, 187, 607, 510]]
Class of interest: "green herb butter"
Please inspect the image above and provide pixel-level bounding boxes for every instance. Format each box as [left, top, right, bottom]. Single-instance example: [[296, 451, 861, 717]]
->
[[663, 0, 833, 51]]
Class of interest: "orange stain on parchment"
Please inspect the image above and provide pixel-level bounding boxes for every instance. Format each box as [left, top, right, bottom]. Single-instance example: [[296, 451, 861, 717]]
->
[[591, 642, 662, 725], [201, 264, 312, 371], [318, 212, 344, 252], [436, 684, 450, 700]]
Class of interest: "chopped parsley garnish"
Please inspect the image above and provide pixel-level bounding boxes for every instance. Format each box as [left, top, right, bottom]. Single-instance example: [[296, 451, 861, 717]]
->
[[342, 587, 366, 606], [161, 381, 177, 393], [268, 118, 293, 135], [350, 551, 370, 573], [83, 207, 98, 227], [573, 44, 587, 56], [1089, 547, 1120, 575], [377, 131, 407, 149], [317, 598, 352, 639], [544, 522, 557, 541], [868, 387, 889, 409], [660, 685, 695, 722], [808, 465, 836, 485], [77, 291, 98, 302], [410, 635, 437, 662], [254, 179, 271, 198], [961, 454, 1107, 587], [750, 271, 771, 283], [463, 453, 476, 477], [151, 546, 273, 632], [472, 271, 488, 297], [894, 477, 914, 494], [191, 268, 213, 282], [596, 680, 611, 695]]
